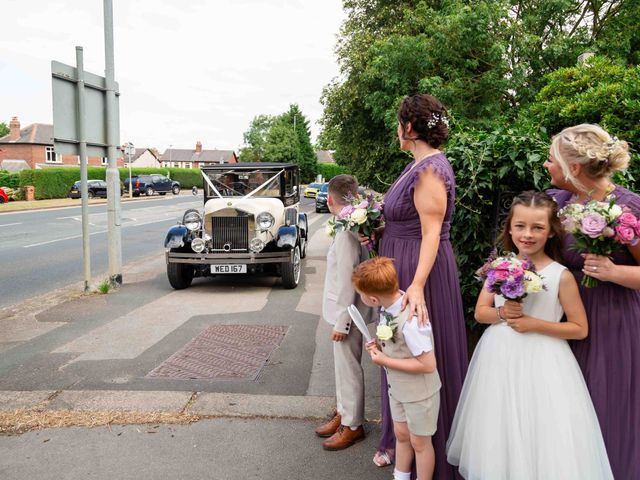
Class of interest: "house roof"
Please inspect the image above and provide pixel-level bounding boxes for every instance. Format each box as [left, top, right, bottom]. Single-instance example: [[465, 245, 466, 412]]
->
[[159, 148, 236, 163], [0, 123, 54, 145]]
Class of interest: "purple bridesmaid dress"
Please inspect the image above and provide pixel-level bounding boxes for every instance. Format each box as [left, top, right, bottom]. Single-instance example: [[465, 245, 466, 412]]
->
[[379, 153, 468, 479], [550, 185, 640, 480]]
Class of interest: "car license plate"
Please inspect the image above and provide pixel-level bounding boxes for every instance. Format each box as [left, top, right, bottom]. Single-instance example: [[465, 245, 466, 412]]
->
[[211, 264, 247, 274]]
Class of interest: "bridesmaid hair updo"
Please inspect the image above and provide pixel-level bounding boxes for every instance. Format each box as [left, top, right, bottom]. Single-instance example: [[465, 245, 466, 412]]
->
[[551, 124, 631, 190], [497, 191, 565, 263], [397, 94, 449, 148]]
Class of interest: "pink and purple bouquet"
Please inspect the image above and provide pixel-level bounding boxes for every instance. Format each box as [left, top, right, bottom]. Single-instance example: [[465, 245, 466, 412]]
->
[[326, 192, 384, 257], [476, 252, 546, 301], [559, 195, 640, 287]]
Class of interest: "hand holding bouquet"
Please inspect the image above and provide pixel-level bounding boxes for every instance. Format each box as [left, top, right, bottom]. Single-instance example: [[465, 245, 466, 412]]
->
[[476, 252, 546, 301], [326, 191, 384, 257], [559, 195, 640, 287]]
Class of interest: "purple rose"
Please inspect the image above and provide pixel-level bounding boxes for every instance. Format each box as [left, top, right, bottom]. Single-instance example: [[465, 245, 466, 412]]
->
[[356, 200, 369, 209], [339, 205, 355, 218], [615, 225, 636, 245], [500, 280, 525, 300], [580, 213, 607, 238]]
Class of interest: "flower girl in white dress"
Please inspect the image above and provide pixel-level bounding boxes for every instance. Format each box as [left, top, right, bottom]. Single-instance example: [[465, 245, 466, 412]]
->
[[446, 191, 613, 480]]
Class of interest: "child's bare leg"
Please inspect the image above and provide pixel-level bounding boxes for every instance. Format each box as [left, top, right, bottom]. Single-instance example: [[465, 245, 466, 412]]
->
[[410, 433, 434, 480], [393, 421, 414, 474]]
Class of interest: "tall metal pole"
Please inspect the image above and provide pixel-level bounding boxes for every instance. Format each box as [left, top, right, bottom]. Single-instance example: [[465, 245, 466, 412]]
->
[[104, 0, 122, 285], [76, 46, 91, 292]]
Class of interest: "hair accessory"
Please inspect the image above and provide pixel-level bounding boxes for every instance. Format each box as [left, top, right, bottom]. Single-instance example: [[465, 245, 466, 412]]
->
[[606, 136, 619, 154], [426, 113, 449, 129]]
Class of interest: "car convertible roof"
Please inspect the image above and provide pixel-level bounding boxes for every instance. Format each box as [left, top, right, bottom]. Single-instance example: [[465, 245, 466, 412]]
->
[[201, 162, 295, 170]]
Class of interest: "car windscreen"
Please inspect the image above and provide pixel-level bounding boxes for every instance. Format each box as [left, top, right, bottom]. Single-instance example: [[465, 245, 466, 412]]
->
[[319, 183, 329, 193], [203, 169, 283, 198]]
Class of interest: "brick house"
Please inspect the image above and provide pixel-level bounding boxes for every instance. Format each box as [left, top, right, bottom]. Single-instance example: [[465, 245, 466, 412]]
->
[[0, 117, 124, 169], [125, 148, 161, 167], [159, 141, 237, 168]]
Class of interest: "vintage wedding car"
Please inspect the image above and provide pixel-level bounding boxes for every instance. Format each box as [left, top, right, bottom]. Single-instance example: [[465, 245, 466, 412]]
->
[[164, 163, 308, 289]]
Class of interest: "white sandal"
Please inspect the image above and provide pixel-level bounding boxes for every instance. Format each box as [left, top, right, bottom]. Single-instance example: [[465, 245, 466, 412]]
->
[[373, 450, 393, 467]]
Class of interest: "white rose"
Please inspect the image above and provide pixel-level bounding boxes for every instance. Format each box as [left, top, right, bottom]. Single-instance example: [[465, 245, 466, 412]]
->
[[524, 271, 544, 293], [351, 208, 368, 225], [608, 204, 623, 221], [376, 325, 394, 341]]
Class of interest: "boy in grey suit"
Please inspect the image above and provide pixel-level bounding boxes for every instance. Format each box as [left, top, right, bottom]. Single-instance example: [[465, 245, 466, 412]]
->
[[315, 174, 375, 450]]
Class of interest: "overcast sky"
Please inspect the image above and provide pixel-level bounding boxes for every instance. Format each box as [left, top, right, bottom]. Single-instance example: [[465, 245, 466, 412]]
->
[[0, 0, 345, 153]]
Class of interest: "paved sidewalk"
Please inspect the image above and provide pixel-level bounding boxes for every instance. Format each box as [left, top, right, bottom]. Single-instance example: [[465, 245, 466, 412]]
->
[[0, 213, 390, 479]]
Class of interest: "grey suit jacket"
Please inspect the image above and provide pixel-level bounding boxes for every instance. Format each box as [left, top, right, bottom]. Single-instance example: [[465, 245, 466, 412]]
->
[[322, 230, 375, 334]]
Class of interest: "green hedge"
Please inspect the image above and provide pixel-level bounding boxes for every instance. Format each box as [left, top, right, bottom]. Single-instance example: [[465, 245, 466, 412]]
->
[[14, 167, 206, 199], [0, 171, 20, 189], [317, 163, 347, 180]]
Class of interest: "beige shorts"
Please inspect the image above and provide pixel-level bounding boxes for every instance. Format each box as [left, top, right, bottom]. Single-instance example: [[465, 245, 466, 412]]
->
[[389, 391, 440, 437]]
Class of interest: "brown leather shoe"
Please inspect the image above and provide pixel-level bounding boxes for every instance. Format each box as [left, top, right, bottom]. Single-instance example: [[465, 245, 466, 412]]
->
[[322, 425, 365, 451], [315, 413, 341, 437]]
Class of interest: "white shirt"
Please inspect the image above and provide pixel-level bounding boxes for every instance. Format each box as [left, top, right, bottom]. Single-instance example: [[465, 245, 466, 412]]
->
[[380, 293, 434, 356]]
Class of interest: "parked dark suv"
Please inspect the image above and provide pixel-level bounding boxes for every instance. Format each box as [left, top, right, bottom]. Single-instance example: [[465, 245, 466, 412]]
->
[[123, 174, 180, 197]]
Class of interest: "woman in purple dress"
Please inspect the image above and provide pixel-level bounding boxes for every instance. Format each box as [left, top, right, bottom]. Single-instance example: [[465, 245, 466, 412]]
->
[[372, 94, 468, 480], [545, 124, 640, 479]]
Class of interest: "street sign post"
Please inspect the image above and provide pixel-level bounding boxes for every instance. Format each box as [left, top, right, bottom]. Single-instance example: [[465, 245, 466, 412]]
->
[[124, 142, 135, 199], [51, 0, 122, 287]]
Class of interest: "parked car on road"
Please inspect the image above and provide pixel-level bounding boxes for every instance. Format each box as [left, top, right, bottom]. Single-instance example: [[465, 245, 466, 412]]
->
[[124, 174, 180, 197], [68, 180, 108, 199], [164, 163, 308, 289], [303, 182, 322, 198], [0, 187, 8, 204], [315, 183, 329, 213]]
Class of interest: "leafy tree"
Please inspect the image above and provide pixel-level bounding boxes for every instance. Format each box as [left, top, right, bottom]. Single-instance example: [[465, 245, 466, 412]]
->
[[0, 122, 9, 138], [239, 115, 273, 162], [240, 106, 317, 181], [280, 104, 317, 181]]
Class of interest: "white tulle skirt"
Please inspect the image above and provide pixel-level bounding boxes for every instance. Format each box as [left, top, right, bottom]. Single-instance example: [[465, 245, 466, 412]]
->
[[446, 323, 613, 480]]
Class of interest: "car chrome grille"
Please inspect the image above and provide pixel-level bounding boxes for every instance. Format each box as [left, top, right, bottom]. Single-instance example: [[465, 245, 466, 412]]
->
[[211, 216, 249, 252]]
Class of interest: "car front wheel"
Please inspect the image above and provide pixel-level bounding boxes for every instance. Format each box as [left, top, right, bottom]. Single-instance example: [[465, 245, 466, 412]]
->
[[145, 187, 154, 196], [167, 257, 194, 289], [172, 185, 180, 195], [281, 245, 301, 289]]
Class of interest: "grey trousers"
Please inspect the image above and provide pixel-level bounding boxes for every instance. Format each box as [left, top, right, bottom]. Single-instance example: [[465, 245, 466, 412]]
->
[[333, 327, 365, 427]]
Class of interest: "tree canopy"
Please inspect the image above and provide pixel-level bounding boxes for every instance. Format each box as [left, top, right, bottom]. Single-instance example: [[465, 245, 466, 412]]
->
[[239, 105, 317, 181]]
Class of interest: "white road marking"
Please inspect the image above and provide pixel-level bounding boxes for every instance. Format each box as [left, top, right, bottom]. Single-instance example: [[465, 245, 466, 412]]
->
[[0, 222, 22, 228], [23, 217, 177, 248]]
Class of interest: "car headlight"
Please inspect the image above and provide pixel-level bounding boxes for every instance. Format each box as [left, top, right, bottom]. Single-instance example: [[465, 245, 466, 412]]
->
[[256, 212, 275, 231], [183, 210, 202, 231], [250, 238, 265, 253], [191, 237, 206, 253]]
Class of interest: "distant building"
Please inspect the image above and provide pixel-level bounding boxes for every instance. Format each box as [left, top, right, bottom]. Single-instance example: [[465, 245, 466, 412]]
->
[[123, 148, 161, 168], [159, 141, 237, 168], [316, 150, 335, 164], [0, 116, 124, 169]]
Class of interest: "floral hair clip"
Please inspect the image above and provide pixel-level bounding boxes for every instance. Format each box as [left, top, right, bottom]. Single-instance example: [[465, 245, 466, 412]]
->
[[606, 136, 619, 154], [426, 113, 449, 129]]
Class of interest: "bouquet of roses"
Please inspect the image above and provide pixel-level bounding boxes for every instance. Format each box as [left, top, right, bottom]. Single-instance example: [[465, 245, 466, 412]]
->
[[326, 192, 384, 257], [559, 195, 640, 287], [476, 251, 546, 301]]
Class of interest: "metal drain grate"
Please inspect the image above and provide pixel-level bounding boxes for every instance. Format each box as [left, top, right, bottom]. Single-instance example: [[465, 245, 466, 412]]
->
[[147, 325, 288, 381]]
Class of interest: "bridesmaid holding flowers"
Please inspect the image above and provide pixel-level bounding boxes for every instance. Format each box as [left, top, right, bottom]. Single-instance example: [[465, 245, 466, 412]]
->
[[545, 124, 640, 479]]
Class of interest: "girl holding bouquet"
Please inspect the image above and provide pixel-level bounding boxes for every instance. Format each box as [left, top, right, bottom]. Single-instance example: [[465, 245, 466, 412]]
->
[[370, 94, 468, 479], [545, 124, 640, 479], [447, 191, 613, 479]]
